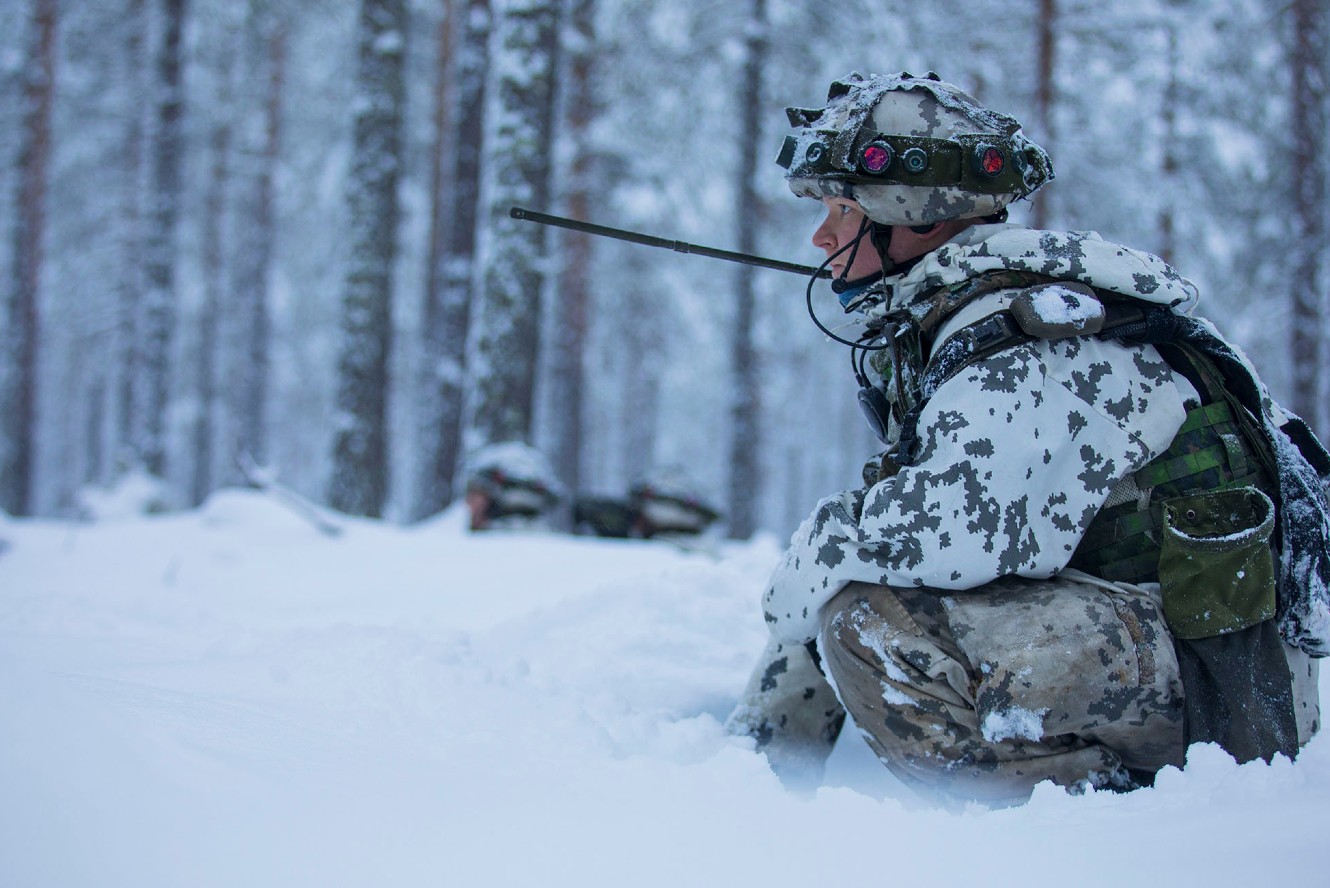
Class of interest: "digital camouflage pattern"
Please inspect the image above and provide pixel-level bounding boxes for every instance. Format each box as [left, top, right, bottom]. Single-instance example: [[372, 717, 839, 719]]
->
[[764, 224, 1196, 646], [781, 72, 1053, 225], [820, 574, 1185, 807], [724, 637, 844, 788], [739, 71, 1328, 801], [733, 221, 1327, 798]]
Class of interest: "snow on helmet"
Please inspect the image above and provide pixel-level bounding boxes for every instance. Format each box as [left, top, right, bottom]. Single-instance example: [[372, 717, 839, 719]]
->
[[776, 72, 1053, 225], [465, 441, 564, 515], [629, 467, 720, 536]]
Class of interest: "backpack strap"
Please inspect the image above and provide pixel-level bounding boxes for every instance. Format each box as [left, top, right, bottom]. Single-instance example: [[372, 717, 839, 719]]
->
[[894, 281, 1133, 464]]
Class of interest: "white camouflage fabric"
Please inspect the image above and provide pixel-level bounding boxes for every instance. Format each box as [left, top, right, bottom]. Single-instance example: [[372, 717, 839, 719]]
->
[[763, 224, 1198, 645]]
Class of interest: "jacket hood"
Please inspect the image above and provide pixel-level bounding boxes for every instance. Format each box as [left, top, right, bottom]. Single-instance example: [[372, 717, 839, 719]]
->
[[874, 224, 1200, 318]]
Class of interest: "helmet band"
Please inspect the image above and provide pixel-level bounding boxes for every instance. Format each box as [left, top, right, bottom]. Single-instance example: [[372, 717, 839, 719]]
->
[[777, 130, 1039, 197]]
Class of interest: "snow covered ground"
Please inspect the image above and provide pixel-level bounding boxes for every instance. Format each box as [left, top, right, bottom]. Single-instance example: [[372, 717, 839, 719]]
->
[[3, 486, 1328, 888]]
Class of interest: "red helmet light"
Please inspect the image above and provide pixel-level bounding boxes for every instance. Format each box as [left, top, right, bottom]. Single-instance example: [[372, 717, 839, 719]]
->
[[978, 145, 1005, 177], [860, 140, 893, 173]]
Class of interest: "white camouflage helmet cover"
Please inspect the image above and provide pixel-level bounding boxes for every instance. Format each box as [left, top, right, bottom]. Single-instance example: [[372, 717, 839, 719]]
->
[[778, 72, 1053, 225]]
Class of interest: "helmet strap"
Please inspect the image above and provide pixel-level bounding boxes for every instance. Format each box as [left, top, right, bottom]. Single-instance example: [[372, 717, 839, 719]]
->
[[830, 217, 874, 294], [871, 222, 928, 280]]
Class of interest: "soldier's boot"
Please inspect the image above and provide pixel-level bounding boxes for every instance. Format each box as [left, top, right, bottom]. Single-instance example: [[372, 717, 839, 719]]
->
[[726, 636, 846, 789]]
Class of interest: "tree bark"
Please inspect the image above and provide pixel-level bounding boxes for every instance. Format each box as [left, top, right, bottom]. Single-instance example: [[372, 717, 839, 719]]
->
[[1032, 0, 1056, 230], [114, 0, 149, 480], [191, 80, 231, 507], [465, 0, 561, 449], [1, 0, 57, 516], [224, 5, 284, 482], [1158, 25, 1178, 267], [1290, 0, 1327, 434], [546, 0, 596, 501], [140, 0, 189, 481], [727, 0, 767, 539], [328, 0, 407, 517], [415, 0, 492, 519]]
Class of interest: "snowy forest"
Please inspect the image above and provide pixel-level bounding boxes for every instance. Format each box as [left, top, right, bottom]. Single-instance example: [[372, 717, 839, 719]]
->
[[0, 0, 1326, 538]]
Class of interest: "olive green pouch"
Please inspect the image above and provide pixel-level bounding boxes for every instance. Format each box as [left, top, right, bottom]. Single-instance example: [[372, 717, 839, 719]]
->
[[1157, 486, 1297, 762], [1159, 487, 1276, 639]]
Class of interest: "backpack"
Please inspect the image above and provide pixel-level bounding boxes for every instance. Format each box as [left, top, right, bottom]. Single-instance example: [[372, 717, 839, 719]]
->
[[881, 275, 1330, 762]]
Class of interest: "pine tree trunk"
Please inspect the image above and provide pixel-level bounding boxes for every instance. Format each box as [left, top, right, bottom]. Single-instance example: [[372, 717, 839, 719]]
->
[[192, 94, 231, 506], [416, 0, 492, 519], [114, 0, 149, 479], [726, 0, 767, 539], [1, 0, 56, 516], [1158, 25, 1179, 267], [140, 0, 189, 482], [1290, 0, 1327, 435], [328, 0, 407, 517], [1032, 0, 1056, 230], [466, 0, 561, 449], [225, 6, 284, 481], [546, 0, 595, 500]]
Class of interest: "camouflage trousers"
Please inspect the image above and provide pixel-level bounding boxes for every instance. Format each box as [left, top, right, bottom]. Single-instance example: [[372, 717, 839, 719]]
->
[[820, 573, 1188, 807]]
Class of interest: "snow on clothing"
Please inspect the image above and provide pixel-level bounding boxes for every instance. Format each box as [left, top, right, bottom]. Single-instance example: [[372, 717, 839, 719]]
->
[[820, 574, 1184, 806], [763, 225, 1195, 645], [733, 223, 1323, 802]]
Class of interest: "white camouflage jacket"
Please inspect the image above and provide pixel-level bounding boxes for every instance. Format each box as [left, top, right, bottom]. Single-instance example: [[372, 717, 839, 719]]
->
[[763, 224, 1201, 644]]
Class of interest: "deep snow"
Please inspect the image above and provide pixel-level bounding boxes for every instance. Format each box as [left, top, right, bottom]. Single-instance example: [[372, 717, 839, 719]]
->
[[2, 486, 1328, 888]]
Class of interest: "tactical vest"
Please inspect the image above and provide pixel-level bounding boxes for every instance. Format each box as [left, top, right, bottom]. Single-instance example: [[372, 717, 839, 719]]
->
[[869, 271, 1281, 588], [865, 271, 1330, 762], [1068, 347, 1275, 586]]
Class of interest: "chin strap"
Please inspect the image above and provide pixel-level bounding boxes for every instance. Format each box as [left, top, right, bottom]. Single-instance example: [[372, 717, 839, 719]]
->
[[827, 217, 884, 309], [870, 221, 930, 282]]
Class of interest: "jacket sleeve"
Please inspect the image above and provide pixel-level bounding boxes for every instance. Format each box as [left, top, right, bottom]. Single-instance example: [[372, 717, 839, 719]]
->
[[762, 334, 1188, 644]]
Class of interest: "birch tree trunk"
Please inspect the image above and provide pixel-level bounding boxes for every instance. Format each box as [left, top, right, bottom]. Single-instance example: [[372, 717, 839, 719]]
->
[[465, 0, 561, 449], [328, 0, 407, 517], [1, 0, 56, 516], [726, 0, 767, 539]]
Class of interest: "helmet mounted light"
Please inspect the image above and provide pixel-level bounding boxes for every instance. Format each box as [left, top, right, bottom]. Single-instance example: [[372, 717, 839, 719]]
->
[[976, 143, 1006, 177], [777, 72, 1053, 227], [777, 130, 1033, 196], [860, 140, 893, 173], [900, 146, 929, 174]]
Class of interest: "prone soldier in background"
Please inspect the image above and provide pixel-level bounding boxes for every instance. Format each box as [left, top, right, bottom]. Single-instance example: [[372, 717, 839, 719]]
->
[[464, 442, 564, 533], [573, 470, 721, 542]]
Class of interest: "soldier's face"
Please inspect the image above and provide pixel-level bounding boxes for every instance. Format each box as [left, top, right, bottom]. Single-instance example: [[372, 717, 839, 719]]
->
[[813, 197, 883, 281], [465, 489, 491, 530]]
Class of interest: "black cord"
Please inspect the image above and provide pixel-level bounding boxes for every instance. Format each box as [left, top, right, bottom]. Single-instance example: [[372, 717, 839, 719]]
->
[[804, 234, 891, 350]]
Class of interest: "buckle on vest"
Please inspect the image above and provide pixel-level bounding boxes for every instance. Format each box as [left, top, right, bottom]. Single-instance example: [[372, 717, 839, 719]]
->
[[959, 312, 1020, 355]]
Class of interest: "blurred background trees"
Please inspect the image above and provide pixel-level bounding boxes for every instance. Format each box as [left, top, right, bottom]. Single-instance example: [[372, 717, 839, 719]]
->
[[0, 0, 1325, 538]]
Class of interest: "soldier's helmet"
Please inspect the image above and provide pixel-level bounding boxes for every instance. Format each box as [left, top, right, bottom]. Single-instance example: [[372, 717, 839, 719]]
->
[[777, 72, 1053, 226], [629, 468, 720, 538], [464, 441, 563, 528]]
